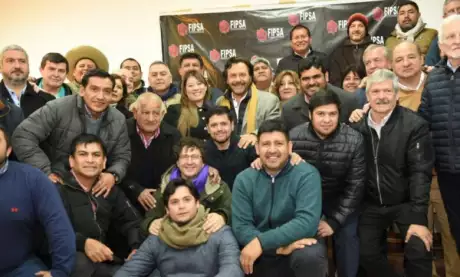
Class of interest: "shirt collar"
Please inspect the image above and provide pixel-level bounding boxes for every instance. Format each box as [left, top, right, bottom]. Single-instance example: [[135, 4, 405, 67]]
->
[[294, 48, 311, 59], [136, 124, 160, 148], [368, 109, 393, 128], [4, 83, 27, 106], [447, 60, 460, 72], [398, 72, 426, 91], [84, 104, 107, 120]]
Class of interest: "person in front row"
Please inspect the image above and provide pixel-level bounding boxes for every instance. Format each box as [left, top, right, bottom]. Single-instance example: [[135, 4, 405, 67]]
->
[[141, 137, 232, 237], [232, 119, 326, 277], [57, 134, 143, 277], [114, 178, 243, 277]]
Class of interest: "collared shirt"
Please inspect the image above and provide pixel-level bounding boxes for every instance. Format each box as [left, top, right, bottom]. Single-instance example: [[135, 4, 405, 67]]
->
[[4, 84, 26, 107], [38, 80, 66, 98], [294, 48, 311, 59], [136, 124, 160, 149], [447, 60, 459, 73], [84, 104, 107, 119], [398, 72, 426, 91], [0, 160, 9, 176], [231, 92, 248, 119], [367, 110, 393, 138]]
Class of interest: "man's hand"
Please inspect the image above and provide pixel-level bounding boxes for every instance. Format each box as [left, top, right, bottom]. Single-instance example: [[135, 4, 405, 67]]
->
[[240, 238, 263, 275], [238, 134, 257, 149], [84, 238, 114, 263], [405, 224, 433, 251], [317, 220, 334, 238], [203, 213, 225, 234], [208, 167, 221, 184], [92, 173, 115, 198], [358, 76, 368, 89], [35, 271, 52, 277], [276, 238, 317, 256], [126, 249, 137, 261], [138, 189, 156, 211], [349, 108, 365, 123], [290, 152, 304, 165], [148, 218, 163, 236], [48, 173, 63, 184], [250, 158, 262, 170]]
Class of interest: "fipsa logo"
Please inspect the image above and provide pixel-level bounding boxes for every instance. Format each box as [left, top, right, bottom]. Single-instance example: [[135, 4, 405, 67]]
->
[[209, 49, 236, 62], [256, 27, 284, 42], [168, 44, 179, 58], [288, 11, 317, 26], [371, 36, 385, 45], [326, 20, 347, 34], [372, 7, 384, 21], [384, 6, 398, 17], [177, 22, 205, 36], [168, 44, 195, 58], [219, 20, 246, 34]]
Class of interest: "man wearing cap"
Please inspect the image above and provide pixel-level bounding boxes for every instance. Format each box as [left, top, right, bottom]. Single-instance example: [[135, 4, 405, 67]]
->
[[251, 56, 274, 92], [0, 45, 55, 118], [65, 45, 109, 94], [329, 13, 372, 87], [385, 1, 437, 56]]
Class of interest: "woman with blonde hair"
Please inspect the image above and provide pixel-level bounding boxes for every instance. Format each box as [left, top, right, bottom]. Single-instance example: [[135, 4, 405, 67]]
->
[[271, 70, 300, 102], [163, 70, 212, 140]]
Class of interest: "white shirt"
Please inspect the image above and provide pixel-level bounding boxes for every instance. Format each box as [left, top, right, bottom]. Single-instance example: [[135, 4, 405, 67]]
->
[[231, 92, 248, 120], [367, 110, 393, 138]]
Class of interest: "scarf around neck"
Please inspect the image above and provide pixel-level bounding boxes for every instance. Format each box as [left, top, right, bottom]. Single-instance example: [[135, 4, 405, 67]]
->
[[159, 205, 210, 249], [170, 165, 209, 194], [395, 17, 425, 42]]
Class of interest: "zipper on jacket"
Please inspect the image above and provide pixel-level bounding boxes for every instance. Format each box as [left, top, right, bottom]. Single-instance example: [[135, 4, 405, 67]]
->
[[126, 200, 139, 218], [369, 128, 384, 205], [267, 176, 275, 229]]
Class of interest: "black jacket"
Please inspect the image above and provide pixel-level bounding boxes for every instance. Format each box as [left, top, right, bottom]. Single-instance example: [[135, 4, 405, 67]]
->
[[290, 123, 365, 231], [204, 136, 257, 190], [163, 103, 212, 141], [0, 81, 55, 118], [282, 84, 359, 131], [418, 58, 460, 174], [58, 172, 143, 252], [275, 49, 327, 75], [351, 106, 434, 225], [0, 98, 23, 138]]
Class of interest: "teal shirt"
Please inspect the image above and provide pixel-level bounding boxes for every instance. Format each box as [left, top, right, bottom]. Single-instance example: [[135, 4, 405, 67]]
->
[[38, 80, 66, 98], [231, 161, 322, 251]]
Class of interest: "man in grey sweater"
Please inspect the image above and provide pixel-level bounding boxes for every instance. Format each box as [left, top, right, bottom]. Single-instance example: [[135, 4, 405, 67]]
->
[[114, 178, 243, 277]]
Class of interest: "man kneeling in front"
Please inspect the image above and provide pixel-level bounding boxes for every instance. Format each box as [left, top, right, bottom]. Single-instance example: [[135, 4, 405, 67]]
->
[[115, 178, 243, 277]]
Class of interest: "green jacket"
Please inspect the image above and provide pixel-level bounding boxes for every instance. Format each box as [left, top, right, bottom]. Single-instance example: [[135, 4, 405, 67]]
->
[[231, 162, 322, 251], [141, 165, 232, 235], [385, 27, 438, 56]]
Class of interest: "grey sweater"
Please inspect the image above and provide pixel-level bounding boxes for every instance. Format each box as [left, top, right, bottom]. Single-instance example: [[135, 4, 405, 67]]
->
[[114, 225, 243, 277]]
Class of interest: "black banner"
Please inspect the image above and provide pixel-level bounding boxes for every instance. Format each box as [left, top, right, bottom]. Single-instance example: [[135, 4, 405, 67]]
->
[[160, 0, 402, 89]]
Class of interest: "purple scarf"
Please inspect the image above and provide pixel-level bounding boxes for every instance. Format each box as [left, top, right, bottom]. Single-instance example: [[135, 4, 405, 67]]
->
[[170, 165, 209, 194]]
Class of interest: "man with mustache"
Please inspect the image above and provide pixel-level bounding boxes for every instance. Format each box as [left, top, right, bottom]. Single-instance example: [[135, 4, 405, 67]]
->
[[251, 56, 273, 92], [352, 69, 434, 277], [147, 61, 181, 108], [275, 24, 327, 75], [282, 55, 359, 132], [289, 89, 366, 277], [385, 1, 437, 56], [35, 53, 73, 98], [0, 45, 55, 118], [329, 13, 372, 87]]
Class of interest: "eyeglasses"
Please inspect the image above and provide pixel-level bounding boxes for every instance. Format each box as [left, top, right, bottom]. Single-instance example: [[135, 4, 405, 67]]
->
[[179, 154, 202, 161]]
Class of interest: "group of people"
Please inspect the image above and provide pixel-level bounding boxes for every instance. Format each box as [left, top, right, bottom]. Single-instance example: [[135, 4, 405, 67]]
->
[[1, 1, 460, 277]]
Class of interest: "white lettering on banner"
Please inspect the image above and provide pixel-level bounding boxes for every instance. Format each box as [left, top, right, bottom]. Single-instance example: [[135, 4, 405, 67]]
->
[[371, 36, 385, 45], [179, 44, 195, 54], [188, 23, 204, 33], [230, 20, 247, 30], [338, 20, 348, 30], [384, 6, 398, 17], [300, 12, 316, 22], [220, 49, 236, 59], [268, 28, 284, 38]]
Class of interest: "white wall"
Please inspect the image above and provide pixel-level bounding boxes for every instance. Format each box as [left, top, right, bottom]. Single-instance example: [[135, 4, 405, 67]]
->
[[0, 0, 442, 79]]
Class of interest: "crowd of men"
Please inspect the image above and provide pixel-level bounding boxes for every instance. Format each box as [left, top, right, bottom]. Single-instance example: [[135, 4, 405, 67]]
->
[[1, 1, 460, 277]]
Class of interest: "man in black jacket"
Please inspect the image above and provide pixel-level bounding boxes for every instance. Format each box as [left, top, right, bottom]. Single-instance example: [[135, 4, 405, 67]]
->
[[120, 92, 181, 213], [282, 55, 359, 132], [290, 89, 365, 277], [353, 69, 434, 277], [58, 134, 142, 277]]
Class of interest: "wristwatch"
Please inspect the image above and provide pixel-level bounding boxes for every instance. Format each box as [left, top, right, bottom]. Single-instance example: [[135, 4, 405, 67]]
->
[[109, 172, 120, 184]]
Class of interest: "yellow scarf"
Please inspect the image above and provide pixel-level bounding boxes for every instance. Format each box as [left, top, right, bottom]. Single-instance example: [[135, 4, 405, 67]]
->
[[219, 84, 258, 134]]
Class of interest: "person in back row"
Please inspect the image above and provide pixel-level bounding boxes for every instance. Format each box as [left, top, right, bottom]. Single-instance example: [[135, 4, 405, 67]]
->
[[147, 61, 181, 108], [232, 119, 326, 277], [114, 178, 243, 277]]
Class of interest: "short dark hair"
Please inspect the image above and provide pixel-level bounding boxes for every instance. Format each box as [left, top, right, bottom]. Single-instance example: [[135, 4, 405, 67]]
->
[[0, 125, 10, 148], [398, 1, 420, 12], [298, 55, 328, 76], [163, 178, 200, 207], [174, 137, 205, 162], [205, 106, 233, 124], [289, 24, 311, 40], [120, 58, 142, 72], [40, 52, 69, 73], [257, 119, 289, 141], [341, 64, 365, 87], [70, 134, 107, 157], [223, 57, 254, 82], [179, 53, 204, 68], [81, 69, 115, 89], [309, 89, 342, 115]]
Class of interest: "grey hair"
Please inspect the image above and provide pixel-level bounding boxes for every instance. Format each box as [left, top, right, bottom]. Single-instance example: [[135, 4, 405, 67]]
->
[[366, 69, 399, 93], [0, 44, 29, 62], [440, 14, 460, 43], [363, 44, 391, 63], [129, 92, 167, 115]]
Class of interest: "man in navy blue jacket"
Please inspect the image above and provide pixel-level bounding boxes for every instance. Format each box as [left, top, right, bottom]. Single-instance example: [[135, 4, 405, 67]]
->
[[0, 125, 76, 277]]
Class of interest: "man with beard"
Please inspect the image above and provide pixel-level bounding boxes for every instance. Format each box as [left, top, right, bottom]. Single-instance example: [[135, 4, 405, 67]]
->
[[35, 53, 73, 98], [0, 45, 55, 118], [216, 57, 280, 148], [276, 24, 327, 75], [232, 119, 326, 277], [289, 89, 366, 277], [120, 58, 145, 95], [147, 61, 181, 108], [0, 126, 76, 277], [251, 56, 273, 92], [282, 55, 359, 132], [329, 13, 372, 87], [385, 1, 437, 56]]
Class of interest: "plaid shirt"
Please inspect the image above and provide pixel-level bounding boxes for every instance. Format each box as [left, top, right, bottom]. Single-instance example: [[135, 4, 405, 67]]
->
[[136, 125, 160, 148]]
